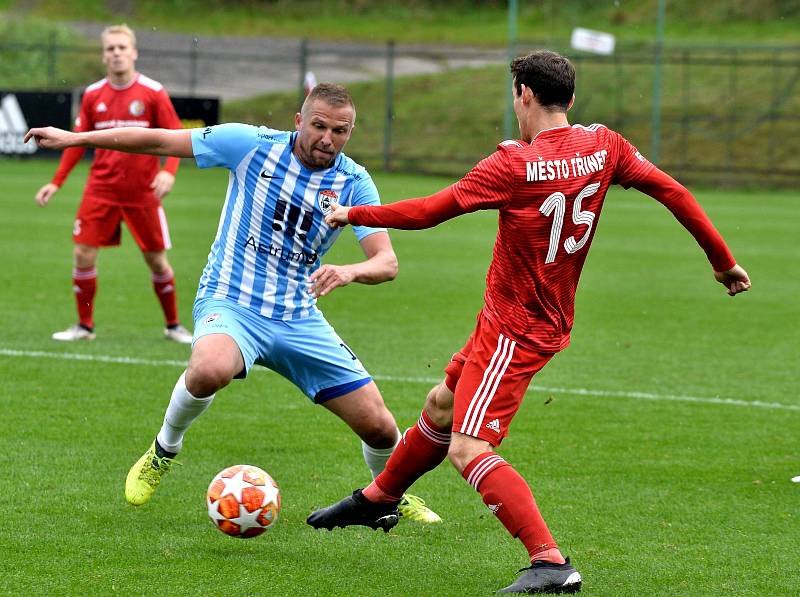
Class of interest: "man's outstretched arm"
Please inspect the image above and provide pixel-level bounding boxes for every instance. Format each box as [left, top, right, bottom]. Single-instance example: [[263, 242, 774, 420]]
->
[[24, 126, 194, 158], [633, 167, 751, 296], [325, 185, 467, 230]]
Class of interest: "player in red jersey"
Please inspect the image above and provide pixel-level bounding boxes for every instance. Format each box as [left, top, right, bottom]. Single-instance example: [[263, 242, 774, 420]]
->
[[33, 24, 191, 343], [307, 50, 751, 594]]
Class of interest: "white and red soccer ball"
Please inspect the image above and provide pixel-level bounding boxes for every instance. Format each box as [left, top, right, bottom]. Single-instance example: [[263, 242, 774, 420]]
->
[[206, 465, 281, 538]]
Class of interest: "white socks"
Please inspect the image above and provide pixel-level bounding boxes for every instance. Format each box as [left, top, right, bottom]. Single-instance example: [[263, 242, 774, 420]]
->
[[156, 372, 215, 454], [361, 428, 401, 479]]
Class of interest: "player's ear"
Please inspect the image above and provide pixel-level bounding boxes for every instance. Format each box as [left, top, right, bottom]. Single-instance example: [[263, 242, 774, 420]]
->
[[521, 84, 534, 105], [567, 94, 575, 111], [294, 112, 302, 131]]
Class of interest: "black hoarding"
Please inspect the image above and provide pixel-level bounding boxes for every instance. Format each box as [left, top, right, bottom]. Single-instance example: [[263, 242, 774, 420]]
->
[[0, 90, 219, 158], [0, 91, 72, 156], [171, 96, 220, 129]]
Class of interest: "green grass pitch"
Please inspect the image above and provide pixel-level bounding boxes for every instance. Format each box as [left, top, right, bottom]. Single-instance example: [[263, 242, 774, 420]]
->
[[0, 158, 797, 595]]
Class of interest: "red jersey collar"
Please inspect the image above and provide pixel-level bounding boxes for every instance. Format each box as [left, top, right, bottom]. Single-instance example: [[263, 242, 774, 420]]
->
[[530, 124, 572, 142]]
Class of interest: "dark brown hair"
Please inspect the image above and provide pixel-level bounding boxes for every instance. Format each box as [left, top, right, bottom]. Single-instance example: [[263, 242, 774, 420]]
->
[[510, 50, 575, 111]]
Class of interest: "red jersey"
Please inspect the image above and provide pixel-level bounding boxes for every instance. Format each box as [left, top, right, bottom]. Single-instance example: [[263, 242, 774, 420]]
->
[[349, 123, 735, 353], [446, 124, 655, 351], [52, 73, 181, 207]]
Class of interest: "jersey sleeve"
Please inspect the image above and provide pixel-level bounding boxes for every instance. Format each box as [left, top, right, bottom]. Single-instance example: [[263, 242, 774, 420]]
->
[[152, 88, 182, 130], [191, 123, 257, 170], [50, 92, 91, 187], [348, 185, 465, 230], [348, 172, 387, 241], [611, 131, 656, 188], [632, 167, 736, 272], [451, 149, 514, 210], [153, 88, 183, 175]]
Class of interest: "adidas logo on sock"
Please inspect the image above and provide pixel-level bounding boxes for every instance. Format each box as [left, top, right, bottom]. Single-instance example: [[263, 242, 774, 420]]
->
[[487, 502, 502, 513]]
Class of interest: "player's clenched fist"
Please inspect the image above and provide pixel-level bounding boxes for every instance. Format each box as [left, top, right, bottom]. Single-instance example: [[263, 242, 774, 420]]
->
[[324, 202, 351, 228], [24, 127, 78, 151], [713, 264, 751, 296]]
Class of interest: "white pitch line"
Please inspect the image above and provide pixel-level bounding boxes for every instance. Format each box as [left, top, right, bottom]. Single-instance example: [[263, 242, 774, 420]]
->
[[2, 348, 799, 413], [0, 348, 189, 368]]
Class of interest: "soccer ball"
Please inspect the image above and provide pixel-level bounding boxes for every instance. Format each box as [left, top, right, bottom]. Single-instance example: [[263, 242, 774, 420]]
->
[[206, 464, 281, 538]]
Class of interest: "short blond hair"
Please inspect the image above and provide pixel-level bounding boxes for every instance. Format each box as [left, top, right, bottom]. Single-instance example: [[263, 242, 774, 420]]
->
[[101, 24, 136, 47], [301, 83, 355, 118]]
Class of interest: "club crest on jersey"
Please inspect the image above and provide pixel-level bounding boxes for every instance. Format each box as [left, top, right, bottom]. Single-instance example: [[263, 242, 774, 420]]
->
[[129, 100, 145, 117], [318, 189, 338, 214]]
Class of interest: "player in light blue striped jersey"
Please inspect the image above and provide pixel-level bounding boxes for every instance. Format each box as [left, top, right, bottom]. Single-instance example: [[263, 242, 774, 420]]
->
[[26, 83, 440, 523]]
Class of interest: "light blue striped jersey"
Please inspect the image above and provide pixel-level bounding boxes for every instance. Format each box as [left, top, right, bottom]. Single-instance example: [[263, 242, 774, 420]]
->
[[190, 123, 386, 319]]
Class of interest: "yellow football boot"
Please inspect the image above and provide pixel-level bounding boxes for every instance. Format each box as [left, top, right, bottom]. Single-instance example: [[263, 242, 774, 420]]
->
[[398, 494, 442, 524], [125, 442, 178, 506]]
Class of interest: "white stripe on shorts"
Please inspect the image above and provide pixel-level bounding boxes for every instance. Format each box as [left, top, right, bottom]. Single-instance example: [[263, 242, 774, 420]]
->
[[157, 206, 172, 250], [460, 334, 516, 437]]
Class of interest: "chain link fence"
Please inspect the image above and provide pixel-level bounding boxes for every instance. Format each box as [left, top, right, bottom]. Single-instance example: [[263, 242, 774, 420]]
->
[[2, 33, 799, 187]]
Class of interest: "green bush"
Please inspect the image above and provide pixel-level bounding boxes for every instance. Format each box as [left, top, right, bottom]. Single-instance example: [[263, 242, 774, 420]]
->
[[0, 15, 99, 89]]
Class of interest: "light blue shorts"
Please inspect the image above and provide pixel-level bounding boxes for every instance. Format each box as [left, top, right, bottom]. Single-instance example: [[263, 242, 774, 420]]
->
[[192, 298, 372, 403]]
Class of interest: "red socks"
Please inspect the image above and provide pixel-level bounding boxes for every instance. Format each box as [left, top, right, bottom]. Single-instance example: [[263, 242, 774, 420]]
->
[[359, 412, 564, 566], [363, 409, 451, 503], [151, 268, 179, 327], [72, 267, 97, 329], [463, 452, 564, 563], [69, 266, 179, 330]]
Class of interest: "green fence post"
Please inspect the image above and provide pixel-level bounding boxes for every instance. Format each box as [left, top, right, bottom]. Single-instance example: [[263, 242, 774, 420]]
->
[[190, 36, 199, 97], [614, 52, 625, 131], [383, 40, 395, 172], [650, 0, 666, 164], [680, 49, 690, 179], [503, 0, 518, 140], [767, 49, 779, 185], [297, 38, 308, 112], [47, 31, 57, 87], [727, 48, 738, 173]]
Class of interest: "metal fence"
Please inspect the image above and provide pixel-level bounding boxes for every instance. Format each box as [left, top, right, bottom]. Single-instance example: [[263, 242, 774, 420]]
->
[[2, 32, 799, 187]]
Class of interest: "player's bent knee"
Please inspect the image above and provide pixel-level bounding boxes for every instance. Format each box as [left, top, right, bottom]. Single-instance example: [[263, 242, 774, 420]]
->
[[73, 244, 98, 267], [143, 250, 170, 273], [447, 448, 474, 474], [447, 434, 491, 474], [359, 413, 400, 449], [424, 383, 454, 429], [185, 362, 235, 397]]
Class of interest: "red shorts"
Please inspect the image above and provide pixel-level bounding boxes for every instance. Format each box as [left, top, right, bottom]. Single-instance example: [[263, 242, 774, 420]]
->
[[73, 198, 172, 252], [445, 312, 554, 446]]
